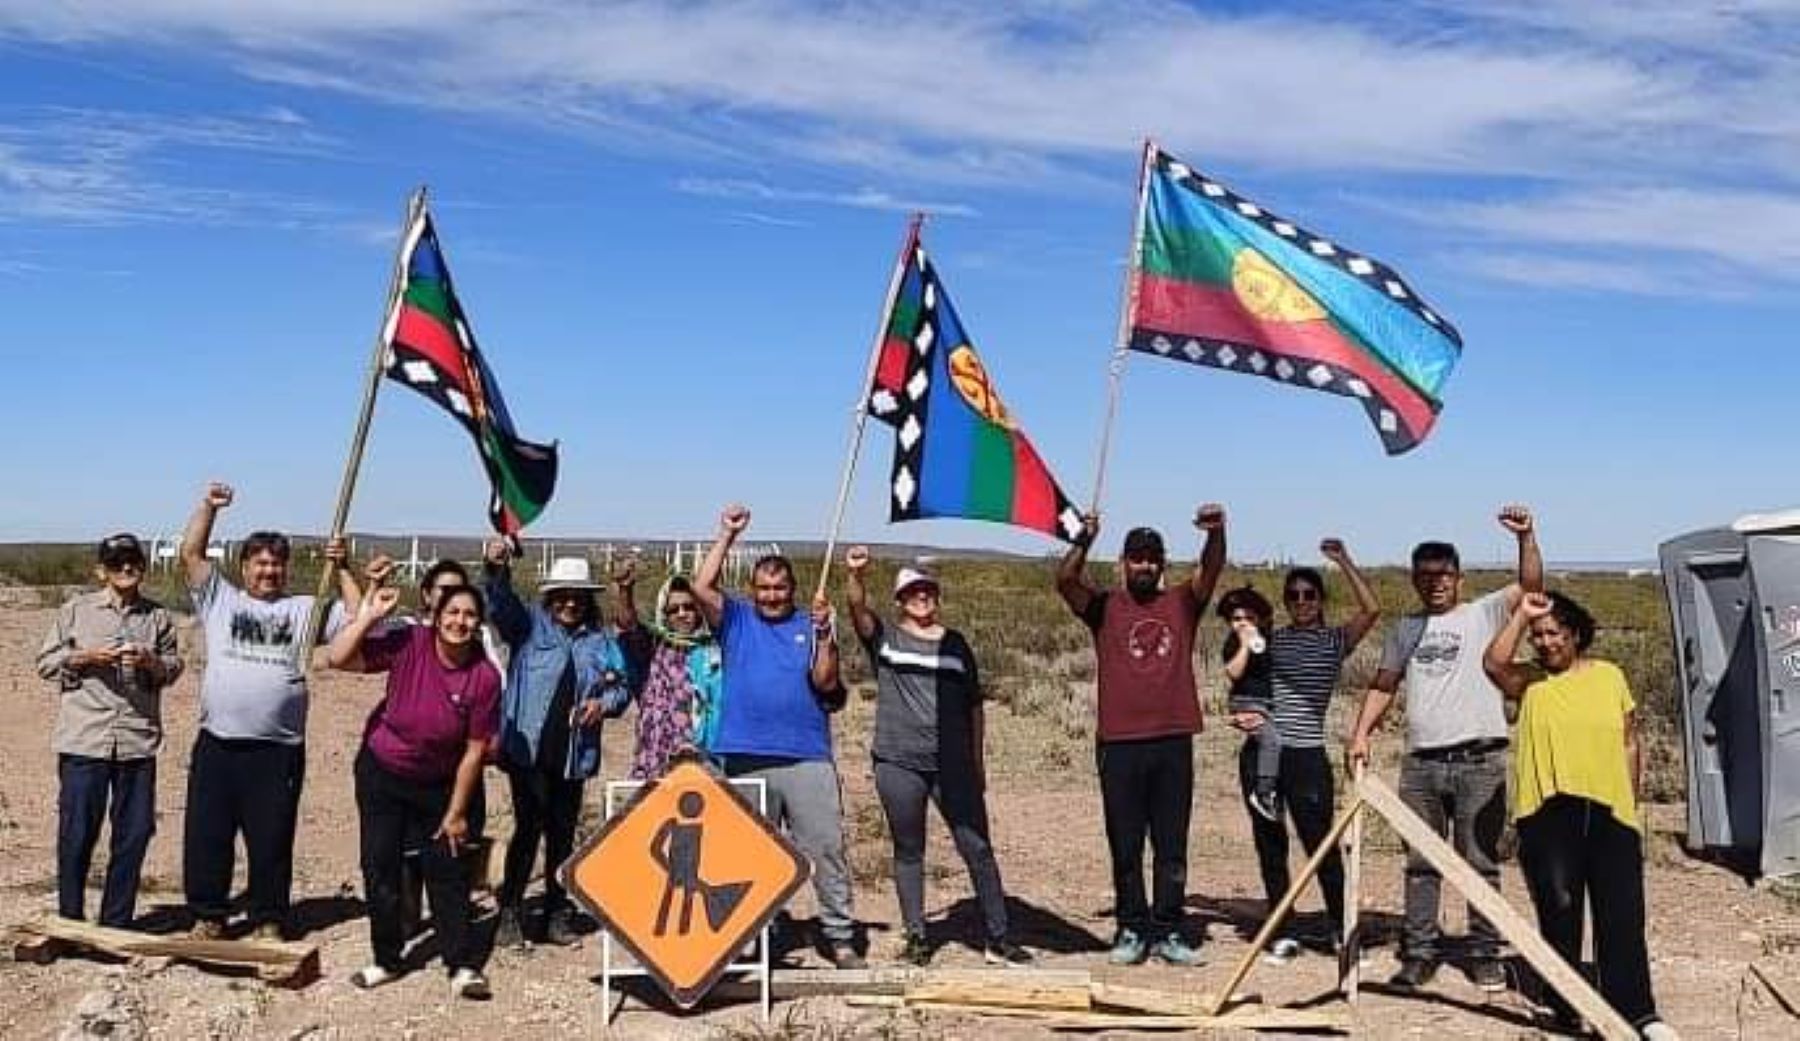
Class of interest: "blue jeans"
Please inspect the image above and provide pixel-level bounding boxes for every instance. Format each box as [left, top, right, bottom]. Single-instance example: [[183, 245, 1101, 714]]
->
[[58, 754, 156, 928]]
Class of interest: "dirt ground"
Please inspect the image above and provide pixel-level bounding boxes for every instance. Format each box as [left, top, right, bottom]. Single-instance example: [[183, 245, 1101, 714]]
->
[[3, 593, 1797, 1040]]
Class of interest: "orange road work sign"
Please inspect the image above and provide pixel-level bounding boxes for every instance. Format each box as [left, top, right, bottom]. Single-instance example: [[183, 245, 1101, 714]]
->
[[559, 759, 811, 1007]]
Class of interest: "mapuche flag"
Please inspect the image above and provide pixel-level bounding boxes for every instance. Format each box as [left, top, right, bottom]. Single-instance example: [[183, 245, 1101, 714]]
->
[[866, 227, 1084, 543], [1127, 145, 1462, 453], [382, 209, 558, 536]]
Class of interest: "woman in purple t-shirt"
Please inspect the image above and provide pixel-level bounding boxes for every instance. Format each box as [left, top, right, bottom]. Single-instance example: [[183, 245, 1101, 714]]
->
[[328, 584, 502, 1001]]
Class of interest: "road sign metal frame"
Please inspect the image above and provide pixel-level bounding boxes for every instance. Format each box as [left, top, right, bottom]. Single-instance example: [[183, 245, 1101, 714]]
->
[[594, 776, 774, 1024]]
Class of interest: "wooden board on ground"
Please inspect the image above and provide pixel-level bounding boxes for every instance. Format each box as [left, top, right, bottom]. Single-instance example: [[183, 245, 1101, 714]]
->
[[905, 977, 1091, 1011], [712, 966, 1092, 1001], [1750, 960, 1800, 1019], [10, 915, 320, 987], [1357, 774, 1636, 1041], [1088, 980, 1229, 1015], [853, 997, 1348, 1033]]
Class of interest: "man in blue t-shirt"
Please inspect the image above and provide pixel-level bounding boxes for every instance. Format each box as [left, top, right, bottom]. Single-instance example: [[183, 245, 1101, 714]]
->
[[692, 504, 860, 968]]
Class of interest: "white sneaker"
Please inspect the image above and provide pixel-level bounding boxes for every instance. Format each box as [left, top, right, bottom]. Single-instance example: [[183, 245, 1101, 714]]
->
[[449, 967, 492, 1001], [1262, 937, 1301, 965], [350, 965, 397, 990], [1640, 1022, 1679, 1041]]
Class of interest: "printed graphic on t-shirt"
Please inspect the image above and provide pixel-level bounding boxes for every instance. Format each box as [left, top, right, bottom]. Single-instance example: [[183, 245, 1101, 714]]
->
[[1409, 629, 1463, 674], [223, 606, 301, 667], [1125, 618, 1175, 674]]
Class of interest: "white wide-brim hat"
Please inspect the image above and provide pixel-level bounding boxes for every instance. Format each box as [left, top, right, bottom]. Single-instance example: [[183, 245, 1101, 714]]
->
[[540, 557, 601, 594]]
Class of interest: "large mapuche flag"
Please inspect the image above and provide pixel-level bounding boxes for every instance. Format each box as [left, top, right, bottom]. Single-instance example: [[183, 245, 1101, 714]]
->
[[1128, 145, 1463, 453], [866, 228, 1084, 543], [382, 210, 558, 535]]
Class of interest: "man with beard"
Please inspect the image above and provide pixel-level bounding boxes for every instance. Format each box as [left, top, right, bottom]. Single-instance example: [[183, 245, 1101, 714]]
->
[[1057, 505, 1226, 967]]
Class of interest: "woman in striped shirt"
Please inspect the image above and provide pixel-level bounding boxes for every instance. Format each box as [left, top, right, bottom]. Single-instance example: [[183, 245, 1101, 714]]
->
[[1234, 538, 1380, 960]]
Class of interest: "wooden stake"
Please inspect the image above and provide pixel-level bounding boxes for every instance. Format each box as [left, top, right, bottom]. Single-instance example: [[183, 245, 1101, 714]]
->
[[303, 186, 429, 648], [1342, 760, 1365, 1002], [1209, 794, 1365, 1015], [814, 215, 922, 601], [1356, 773, 1637, 1041], [1087, 139, 1155, 514]]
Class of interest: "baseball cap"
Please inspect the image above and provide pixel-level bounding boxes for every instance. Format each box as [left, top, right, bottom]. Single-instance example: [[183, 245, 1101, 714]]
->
[[893, 566, 940, 597], [96, 533, 146, 567], [1121, 527, 1166, 561]]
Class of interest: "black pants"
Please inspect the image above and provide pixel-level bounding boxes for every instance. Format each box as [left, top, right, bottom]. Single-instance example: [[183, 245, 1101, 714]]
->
[[873, 759, 1009, 942], [58, 755, 156, 927], [1096, 734, 1193, 941], [499, 763, 584, 914], [184, 732, 305, 926], [401, 773, 486, 934], [1517, 796, 1659, 1028], [354, 749, 476, 972], [1238, 743, 1344, 930]]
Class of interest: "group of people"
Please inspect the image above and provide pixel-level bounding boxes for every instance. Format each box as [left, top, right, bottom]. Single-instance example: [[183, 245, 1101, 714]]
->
[[35, 486, 1675, 1037]]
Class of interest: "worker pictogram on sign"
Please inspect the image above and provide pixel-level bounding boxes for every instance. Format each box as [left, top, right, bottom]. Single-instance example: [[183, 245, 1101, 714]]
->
[[559, 759, 811, 1008]]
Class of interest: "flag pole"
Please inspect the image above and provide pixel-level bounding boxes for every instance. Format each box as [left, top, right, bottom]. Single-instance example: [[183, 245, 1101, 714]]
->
[[305, 185, 429, 645], [814, 213, 923, 602], [1089, 139, 1156, 514]]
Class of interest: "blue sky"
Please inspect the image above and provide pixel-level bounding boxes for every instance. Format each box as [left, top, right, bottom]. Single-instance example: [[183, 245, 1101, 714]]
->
[[4, 1, 1799, 565]]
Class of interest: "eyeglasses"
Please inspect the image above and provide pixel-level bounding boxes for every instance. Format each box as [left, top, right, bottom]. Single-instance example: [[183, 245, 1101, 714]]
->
[[1414, 568, 1458, 584], [1284, 588, 1320, 603], [102, 559, 144, 574]]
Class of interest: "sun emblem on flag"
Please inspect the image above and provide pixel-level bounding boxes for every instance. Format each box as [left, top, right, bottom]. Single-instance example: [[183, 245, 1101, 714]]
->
[[1231, 247, 1326, 323], [948, 345, 1015, 428]]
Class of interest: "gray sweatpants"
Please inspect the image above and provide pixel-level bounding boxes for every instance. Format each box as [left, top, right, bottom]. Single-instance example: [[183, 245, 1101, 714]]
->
[[721, 755, 856, 943]]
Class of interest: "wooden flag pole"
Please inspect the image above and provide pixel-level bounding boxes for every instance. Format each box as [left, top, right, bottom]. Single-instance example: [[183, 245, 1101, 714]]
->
[[304, 186, 429, 647], [1087, 139, 1155, 514], [814, 214, 923, 601]]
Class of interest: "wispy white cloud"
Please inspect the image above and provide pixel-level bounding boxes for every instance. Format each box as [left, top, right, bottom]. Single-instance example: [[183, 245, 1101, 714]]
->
[[1443, 251, 1679, 296], [675, 176, 976, 218]]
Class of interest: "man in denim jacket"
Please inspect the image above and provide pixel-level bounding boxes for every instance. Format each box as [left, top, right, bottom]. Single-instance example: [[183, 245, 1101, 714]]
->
[[484, 540, 638, 947]]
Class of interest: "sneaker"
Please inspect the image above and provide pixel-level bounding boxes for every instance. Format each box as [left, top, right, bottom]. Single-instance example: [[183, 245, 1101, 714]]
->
[[350, 965, 398, 990], [250, 921, 285, 943], [1149, 934, 1202, 967], [828, 941, 867, 970], [188, 919, 227, 942], [449, 967, 492, 1001], [900, 932, 933, 967], [494, 906, 527, 949], [1248, 788, 1282, 822], [1469, 958, 1508, 993], [1389, 958, 1438, 989], [984, 940, 1034, 967], [1263, 936, 1301, 965], [1108, 929, 1148, 966], [541, 910, 581, 947], [1639, 1020, 1680, 1041]]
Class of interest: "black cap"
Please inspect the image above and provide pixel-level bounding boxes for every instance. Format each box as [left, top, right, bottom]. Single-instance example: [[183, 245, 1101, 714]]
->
[[1121, 527, 1165, 561], [96, 533, 146, 567]]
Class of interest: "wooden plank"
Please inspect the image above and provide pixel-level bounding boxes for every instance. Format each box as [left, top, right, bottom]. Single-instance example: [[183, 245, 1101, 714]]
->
[[14, 915, 320, 988], [904, 979, 1091, 1011], [713, 966, 1091, 1000], [1088, 981, 1221, 1015], [1750, 960, 1800, 1020], [1342, 762, 1365, 1002], [1208, 796, 1365, 1015], [890, 999, 1350, 1033], [1357, 774, 1636, 1041]]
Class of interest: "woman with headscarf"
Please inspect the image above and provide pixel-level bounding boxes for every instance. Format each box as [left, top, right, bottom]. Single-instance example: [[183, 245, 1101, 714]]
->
[[625, 574, 724, 779]]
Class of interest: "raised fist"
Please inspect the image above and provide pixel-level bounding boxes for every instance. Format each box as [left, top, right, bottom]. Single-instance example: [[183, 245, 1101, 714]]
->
[[720, 504, 751, 534], [204, 482, 234, 509], [1521, 591, 1554, 619], [483, 537, 512, 567], [323, 535, 349, 566], [1195, 504, 1226, 532], [844, 545, 872, 575], [367, 586, 402, 618], [1498, 505, 1535, 537], [610, 555, 638, 587], [1319, 538, 1349, 564]]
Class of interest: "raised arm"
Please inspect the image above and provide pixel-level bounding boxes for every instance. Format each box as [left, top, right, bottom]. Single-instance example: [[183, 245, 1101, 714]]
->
[[480, 538, 532, 649], [1190, 504, 1227, 604], [1483, 592, 1549, 700], [693, 504, 749, 628], [180, 482, 234, 589], [326, 586, 401, 672], [842, 546, 880, 643], [1321, 538, 1382, 650], [1055, 513, 1102, 617], [1498, 504, 1543, 608], [326, 536, 363, 616], [809, 593, 842, 698]]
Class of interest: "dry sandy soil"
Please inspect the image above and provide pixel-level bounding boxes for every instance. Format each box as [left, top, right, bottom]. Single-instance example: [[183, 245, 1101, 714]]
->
[[2, 592, 1797, 1039]]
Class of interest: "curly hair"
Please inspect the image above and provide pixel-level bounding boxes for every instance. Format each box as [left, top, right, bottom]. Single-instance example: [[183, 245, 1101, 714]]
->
[[1541, 591, 1596, 653], [1216, 585, 1274, 625]]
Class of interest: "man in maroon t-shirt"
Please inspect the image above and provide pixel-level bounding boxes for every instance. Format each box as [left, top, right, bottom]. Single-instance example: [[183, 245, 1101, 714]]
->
[[1056, 505, 1226, 966]]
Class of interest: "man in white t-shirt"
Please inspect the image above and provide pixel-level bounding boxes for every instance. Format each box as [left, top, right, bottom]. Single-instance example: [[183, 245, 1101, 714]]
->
[[1346, 506, 1541, 993]]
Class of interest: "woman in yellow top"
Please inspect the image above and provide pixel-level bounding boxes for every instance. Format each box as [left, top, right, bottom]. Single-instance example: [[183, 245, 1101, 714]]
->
[[1483, 592, 1674, 1041]]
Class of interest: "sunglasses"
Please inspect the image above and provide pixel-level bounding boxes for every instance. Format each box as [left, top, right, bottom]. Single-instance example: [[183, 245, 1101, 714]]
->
[[101, 558, 145, 573], [1284, 588, 1320, 602], [664, 602, 699, 616]]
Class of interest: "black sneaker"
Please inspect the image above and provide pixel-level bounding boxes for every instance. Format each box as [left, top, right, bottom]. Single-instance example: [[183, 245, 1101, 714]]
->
[[494, 906, 527, 950], [828, 941, 867, 970], [900, 932, 933, 967], [1389, 958, 1438, 989], [541, 910, 582, 947], [984, 939, 1034, 967], [1469, 958, 1508, 993]]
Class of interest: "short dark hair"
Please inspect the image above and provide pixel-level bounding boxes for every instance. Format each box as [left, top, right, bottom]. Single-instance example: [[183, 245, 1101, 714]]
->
[[1542, 591, 1596, 653], [666, 575, 694, 596], [1410, 541, 1460, 571], [421, 559, 469, 592], [1283, 566, 1326, 601], [432, 585, 487, 626], [1217, 585, 1274, 625], [752, 555, 795, 587], [239, 531, 291, 563]]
